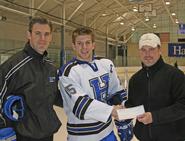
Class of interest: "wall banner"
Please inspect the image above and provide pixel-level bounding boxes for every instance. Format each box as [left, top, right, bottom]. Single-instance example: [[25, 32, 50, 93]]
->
[[168, 43, 185, 57]]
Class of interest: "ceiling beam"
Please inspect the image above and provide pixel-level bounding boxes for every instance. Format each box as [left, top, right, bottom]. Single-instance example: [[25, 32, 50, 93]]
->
[[98, 16, 116, 29], [32, 0, 48, 16], [112, 0, 152, 29], [29, 0, 34, 17], [65, 1, 84, 24], [0, 5, 31, 16], [161, 0, 175, 24], [89, 13, 101, 27], [0, 2, 119, 42]]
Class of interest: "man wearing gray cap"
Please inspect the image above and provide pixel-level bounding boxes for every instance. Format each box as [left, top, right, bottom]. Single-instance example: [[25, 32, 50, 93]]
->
[[125, 33, 185, 141]]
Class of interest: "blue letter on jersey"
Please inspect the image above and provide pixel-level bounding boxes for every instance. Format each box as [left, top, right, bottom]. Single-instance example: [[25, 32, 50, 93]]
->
[[89, 73, 109, 102]]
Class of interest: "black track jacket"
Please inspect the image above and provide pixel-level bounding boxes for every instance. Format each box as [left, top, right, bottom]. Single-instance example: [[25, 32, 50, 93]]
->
[[0, 43, 62, 139], [125, 57, 185, 141]]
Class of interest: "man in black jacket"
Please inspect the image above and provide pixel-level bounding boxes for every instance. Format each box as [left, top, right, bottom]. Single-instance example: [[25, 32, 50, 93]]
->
[[125, 33, 185, 141], [0, 17, 62, 141]]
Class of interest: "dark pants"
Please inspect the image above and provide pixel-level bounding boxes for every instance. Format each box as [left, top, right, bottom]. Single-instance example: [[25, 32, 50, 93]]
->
[[16, 133, 53, 141]]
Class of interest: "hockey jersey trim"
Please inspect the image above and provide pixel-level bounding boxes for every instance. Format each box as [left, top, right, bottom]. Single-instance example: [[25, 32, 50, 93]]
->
[[67, 117, 112, 135], [58, 59, 78, 77], [73, 96, 93, 120]]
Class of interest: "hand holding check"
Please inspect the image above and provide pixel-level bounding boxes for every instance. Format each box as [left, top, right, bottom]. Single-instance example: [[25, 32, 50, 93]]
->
[[117, 105, 145, 120]]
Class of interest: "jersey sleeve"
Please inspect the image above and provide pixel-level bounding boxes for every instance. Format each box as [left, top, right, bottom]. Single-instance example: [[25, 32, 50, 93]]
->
[[106, 60, 123, 93], [58, 73, 113, 123], [102, 59, 126, 105]]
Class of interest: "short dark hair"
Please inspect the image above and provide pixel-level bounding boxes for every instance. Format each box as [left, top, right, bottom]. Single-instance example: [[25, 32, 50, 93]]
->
[[28, 17, 53, 32], [72, 27, 95, 43]]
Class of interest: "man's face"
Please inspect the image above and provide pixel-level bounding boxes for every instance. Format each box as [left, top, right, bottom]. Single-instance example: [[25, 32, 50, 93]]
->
[[139, 45, 161, 67], [27, 23, 52, 54], [72, 35, 95, 62]]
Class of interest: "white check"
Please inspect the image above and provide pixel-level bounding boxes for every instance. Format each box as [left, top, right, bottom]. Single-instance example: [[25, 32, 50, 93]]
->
[[117, 105, 145, 120]]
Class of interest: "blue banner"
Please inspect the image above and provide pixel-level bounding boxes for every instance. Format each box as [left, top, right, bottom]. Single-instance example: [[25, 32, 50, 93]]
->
[[168, 43, 185, 57], [178, 24, 185, 34]]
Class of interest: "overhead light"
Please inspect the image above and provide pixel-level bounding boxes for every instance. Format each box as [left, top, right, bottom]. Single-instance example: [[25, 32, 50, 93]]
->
[[120, 22, 124, 25], [131, 27, 135, 31], [165, 1, 170, 5], [153, 24, 157, 28], [175, 19, 179, 24], [133, 7, 138, 12], [171, 13, 176, 16], [102, 13, 107, 16], [145, 17, 150, 22]]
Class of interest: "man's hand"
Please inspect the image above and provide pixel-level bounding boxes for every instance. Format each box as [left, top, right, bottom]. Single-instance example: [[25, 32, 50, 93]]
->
[[137, 112, 153, 125], [111, 105, 123, 120]]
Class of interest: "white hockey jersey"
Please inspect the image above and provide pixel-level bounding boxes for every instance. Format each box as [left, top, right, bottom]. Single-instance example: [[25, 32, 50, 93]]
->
[[58, 58, 124, 141]]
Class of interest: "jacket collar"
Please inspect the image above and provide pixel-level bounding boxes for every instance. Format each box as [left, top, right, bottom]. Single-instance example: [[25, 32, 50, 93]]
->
[[73, 57, 98, 71], [142, 56, 165, 74], [23, 42, 48, 59]]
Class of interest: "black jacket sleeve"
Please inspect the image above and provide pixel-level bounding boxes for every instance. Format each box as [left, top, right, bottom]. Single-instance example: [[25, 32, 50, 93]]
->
[[54, 89, 63, 107]]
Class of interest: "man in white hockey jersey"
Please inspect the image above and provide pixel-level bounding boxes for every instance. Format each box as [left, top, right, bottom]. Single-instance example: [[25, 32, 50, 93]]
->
[[58, 27, 133, 141]]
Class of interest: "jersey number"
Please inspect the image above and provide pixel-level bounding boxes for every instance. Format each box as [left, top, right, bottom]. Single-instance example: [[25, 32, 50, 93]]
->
[[65, 84, 77, 98]]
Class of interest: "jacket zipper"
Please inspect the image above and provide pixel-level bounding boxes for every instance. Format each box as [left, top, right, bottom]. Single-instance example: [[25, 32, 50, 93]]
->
[[146, 70, 153, 139]]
